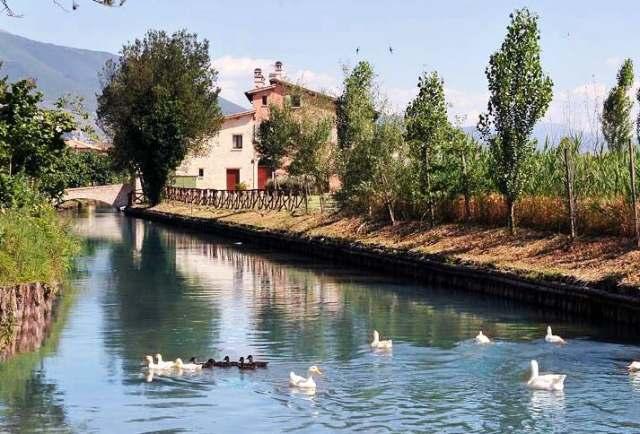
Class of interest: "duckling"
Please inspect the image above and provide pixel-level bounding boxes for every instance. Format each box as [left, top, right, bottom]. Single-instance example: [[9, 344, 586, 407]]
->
[[174, 358, 203, 371], [144, 355, 160, 369], [238, 356, 256, 370], [371, 330, 393, 350], [188, 357, 204, 366], [215, 356, 237, 368], [475, 330, 491, 344], [155, 353, 176, 369], [247, 355, 268, 368], [202, 358, 216, 369], [289, 366, 322, 390], [544, 326, 566, 344]]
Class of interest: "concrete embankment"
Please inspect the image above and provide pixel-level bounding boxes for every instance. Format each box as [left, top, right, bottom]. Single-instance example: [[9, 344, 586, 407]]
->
[[125, 207, 640, 325], [0, 283, 57, 360]]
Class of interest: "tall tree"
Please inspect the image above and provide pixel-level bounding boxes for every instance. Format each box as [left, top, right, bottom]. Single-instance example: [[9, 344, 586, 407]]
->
[[256, 103, 297, 182], [478, 8, 553, 235], [602, 58, 634, 153], [405, 71, 450, 226], [97, 29, 223, 204], [336, 61, 378, 203], [0, 76, 75, 200]]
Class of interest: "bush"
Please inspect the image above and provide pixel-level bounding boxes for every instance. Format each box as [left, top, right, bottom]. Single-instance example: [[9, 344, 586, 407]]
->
[[0, 205, 78, 286]]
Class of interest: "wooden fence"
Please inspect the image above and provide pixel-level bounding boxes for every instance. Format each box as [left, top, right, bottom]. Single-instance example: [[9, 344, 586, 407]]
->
[[164, 186, 306, 212]]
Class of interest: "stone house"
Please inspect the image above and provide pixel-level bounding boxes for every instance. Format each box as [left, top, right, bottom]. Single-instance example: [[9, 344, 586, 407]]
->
[[174, 61, 337, 191]]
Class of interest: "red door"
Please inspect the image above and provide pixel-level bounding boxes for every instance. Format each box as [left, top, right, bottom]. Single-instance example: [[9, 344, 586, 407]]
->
[[257, 165, 271, 190], [226, 169, 240, 190]]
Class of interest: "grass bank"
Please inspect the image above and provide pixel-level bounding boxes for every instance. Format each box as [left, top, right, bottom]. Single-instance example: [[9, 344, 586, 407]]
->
[[0, 207, 78, 288], [147, 202, 640, 291]]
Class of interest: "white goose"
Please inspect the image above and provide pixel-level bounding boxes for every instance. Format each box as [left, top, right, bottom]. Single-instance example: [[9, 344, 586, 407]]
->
[[289, 366, 322, 390], [475, 330, 491, 344], [527, 360, 566, 391], [371, 330, 393, 350], [628, 361, 640, 372], [155, 353, 176, 369], [174, 358, 203, 371], [544, 326, 566, 344]]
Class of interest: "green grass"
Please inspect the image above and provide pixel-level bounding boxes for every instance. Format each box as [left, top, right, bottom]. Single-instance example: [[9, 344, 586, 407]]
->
[[0, 207, 79, 286]]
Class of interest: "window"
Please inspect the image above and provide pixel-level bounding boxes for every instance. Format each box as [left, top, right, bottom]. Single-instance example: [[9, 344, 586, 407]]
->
[[291, 94, 301, 108], [261, 95, 268, 106], [198, 168, 204, 178], [232, 134, 243, 149]]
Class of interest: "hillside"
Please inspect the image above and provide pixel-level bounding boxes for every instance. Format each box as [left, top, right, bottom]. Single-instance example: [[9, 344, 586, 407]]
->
[[0, 29, 117, 113]]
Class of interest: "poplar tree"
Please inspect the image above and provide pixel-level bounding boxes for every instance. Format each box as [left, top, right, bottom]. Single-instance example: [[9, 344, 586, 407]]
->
[[405, 71, 450, 226], [602, 58, 634, 153], [478, 8, 553, 235]]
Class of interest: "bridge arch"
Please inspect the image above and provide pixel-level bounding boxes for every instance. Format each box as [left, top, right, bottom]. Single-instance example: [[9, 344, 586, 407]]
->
[[61, 184, 133, 208]]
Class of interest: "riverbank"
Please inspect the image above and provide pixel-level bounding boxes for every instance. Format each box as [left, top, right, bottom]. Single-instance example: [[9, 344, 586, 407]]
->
[[126, 203, 640, 324]]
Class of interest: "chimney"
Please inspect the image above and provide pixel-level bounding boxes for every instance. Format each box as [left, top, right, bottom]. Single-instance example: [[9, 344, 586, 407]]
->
[[254, 68, 265, 88], [269, 61, 283, 81]]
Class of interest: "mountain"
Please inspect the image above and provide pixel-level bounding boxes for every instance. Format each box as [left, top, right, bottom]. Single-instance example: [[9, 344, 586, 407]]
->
[[0, 29, 117, 113], [463, 122, 599, 151], [0, 29, 249, 117]]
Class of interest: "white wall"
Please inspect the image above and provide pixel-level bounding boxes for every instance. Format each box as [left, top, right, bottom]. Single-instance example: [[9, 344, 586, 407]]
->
[[176, 113, 258, 189]]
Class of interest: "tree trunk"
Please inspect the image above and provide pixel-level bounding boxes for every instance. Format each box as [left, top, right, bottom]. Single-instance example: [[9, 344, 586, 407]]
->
[[423, 145, 435, 227], [387, 201, 396, 226], [461, 152, 470, 222], [629, 140, 639, 248], [563, 147, 577, 241], [507, 197, 516, 236]]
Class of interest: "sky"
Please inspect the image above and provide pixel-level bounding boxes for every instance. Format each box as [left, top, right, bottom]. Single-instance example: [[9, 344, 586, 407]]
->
[[2, 0, 640, 132]]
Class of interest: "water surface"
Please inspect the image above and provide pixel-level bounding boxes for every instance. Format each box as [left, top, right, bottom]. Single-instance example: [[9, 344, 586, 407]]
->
[[1, 210, 639, 433]]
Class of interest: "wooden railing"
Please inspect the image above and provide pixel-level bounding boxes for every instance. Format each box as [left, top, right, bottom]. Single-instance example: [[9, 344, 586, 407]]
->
[[164, 186, 306, 212], [127, 189, 146, 206]]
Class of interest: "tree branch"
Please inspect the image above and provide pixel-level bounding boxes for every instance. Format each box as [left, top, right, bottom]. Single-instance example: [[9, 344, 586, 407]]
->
[[2, 0, 126, 17]]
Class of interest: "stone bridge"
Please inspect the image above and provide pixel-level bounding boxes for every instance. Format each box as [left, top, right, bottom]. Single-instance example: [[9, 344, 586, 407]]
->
[[61, 183, 133, 208]]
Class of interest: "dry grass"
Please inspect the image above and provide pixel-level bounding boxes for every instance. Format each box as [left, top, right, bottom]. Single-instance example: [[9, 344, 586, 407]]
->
[[151, 202, 640, 288]]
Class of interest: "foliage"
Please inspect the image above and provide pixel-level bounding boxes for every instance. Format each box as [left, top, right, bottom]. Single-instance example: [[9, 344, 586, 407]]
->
[[0, 76, 76, 202], [336, 61, 378, 202], [0, 206, 78, 286], [287, 112, 334, 192], [97, 29, 223, 205], [478, 8, 553, 233], [256, 103, 297, 173], [405, 71, 451, 223], [602, 58, 634, 153]]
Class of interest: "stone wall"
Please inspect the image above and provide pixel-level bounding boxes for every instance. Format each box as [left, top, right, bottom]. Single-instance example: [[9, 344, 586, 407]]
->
[[0, 283, 57, 360]]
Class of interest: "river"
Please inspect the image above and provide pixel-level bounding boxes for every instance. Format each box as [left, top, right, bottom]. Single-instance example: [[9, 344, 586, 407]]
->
[[0, 210, 639, 433]]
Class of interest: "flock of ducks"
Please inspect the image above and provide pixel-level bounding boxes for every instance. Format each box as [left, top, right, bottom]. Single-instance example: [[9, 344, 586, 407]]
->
[[473, 325, 640, 391], [142, 326, 640, 393], [144, 354, 268, 371]]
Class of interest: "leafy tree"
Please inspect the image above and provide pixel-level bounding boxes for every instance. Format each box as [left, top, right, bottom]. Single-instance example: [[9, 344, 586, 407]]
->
[[336, 61, 378, 204], [603, 59, 634, 153], [405, 71, 451, 225], [287, 113, 334, 193], [359, 117, 411, 225], [478, 8, 553, 234], [256, 103, 297, 183], [0, 76, 75, 202], [97, 29, 223, 204]]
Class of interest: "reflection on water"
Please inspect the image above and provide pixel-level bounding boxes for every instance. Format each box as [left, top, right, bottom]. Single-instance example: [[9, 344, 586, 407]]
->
[[1, 210, 639, 433]]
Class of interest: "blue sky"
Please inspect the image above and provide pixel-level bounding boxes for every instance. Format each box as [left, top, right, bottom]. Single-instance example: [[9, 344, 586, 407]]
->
[[2, 0, 640, 130]]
